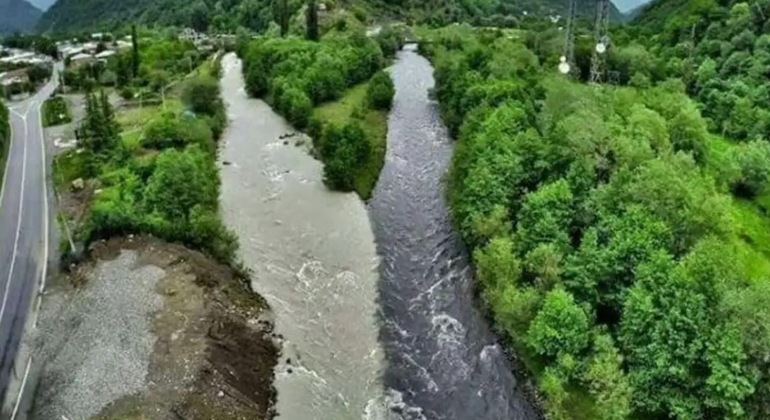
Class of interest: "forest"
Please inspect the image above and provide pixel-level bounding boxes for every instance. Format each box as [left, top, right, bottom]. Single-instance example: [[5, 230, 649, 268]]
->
[[420, 3, 770, 415], [55, 53, 236, 265]]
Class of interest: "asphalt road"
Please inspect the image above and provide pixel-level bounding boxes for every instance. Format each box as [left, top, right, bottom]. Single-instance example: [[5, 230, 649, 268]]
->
[[0, 75, 58, 402]]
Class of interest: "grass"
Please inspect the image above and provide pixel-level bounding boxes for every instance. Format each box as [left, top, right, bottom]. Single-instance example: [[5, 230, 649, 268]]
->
[[53, 149, 89, 190], [116, 99, 183, 132], [42, 96, 73, 127], [314, 83, 388, 200], [701, 134, 770, 282]]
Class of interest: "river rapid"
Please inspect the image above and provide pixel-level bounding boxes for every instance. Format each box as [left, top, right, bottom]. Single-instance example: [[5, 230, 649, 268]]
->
[[218, 47, 536, 420], [368, 46, 538, 420], [218, 53, 387, 420]]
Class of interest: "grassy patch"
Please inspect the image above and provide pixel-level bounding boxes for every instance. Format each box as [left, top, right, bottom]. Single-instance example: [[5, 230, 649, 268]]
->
[[116, 99, 183, 133], [314, 83, 387, 200], [53, 149, 89, 190], [43, 96, 73, 127]]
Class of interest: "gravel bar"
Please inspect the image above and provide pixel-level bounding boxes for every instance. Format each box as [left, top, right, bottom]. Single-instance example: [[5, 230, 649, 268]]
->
[[32, 250, 164, 419]]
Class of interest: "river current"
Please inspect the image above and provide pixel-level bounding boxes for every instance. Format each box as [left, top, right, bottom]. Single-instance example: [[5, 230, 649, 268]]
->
[[218, 47, 536, 420], [368, 46, 537, 420]]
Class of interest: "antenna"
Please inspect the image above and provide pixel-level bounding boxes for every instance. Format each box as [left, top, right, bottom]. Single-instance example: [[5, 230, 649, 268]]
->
[[589, 0, 611, 84], [559, 0, 578, 76]]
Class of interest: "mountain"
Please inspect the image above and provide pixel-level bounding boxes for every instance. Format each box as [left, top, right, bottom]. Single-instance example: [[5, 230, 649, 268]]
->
[[611, 0, 650, 13], [38, 0, 624, 34], [0, 0, 42, 34], [27, 0, 56, 11]]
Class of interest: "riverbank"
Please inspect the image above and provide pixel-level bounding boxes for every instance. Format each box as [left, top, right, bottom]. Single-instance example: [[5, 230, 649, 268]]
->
[[30, 236, 277, 419], [312, 82, 388, 199]]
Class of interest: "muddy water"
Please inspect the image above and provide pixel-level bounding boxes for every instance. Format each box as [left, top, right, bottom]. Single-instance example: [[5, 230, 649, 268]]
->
[[368, 46, 538, 420], [218, 53, 387, 420]]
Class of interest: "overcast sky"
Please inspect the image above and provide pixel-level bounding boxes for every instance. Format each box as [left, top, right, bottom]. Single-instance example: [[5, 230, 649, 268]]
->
[[612, 0, 651, 13]]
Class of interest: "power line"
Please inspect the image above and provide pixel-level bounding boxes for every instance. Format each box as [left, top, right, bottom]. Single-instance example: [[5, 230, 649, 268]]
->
[[589, 0, 611, 84], [558, 0, 578, 76]]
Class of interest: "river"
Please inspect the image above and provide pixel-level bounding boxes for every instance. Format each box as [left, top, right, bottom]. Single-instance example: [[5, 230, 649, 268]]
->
[[218, 46, 536, 420], [218, 53, 388, 420], [368, 45, 538, 419]]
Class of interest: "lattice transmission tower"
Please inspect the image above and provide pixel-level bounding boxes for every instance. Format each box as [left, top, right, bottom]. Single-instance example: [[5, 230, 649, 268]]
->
[[558, 0, 578, 76], [589, 0, 611, 84]]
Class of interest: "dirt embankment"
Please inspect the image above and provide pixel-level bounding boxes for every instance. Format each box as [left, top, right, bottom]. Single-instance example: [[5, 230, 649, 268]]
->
[[31, 236, 278, 420]]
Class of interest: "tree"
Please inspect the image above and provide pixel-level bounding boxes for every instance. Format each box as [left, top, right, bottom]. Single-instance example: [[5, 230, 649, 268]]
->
[[181, 76, 222, 117], [320, 122, 370, 191], [728, 140, 770, 198], [527, 288, 591, 360], [131, 24, 140, 79], [366, 71, 395, 110], [305, 0, 319, 41], [584, 334, 633, 420]]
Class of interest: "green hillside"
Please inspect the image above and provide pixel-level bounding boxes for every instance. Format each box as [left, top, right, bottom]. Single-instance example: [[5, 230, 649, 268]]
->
[[0, 0, 42, 34], [36, 0, 623, 34]]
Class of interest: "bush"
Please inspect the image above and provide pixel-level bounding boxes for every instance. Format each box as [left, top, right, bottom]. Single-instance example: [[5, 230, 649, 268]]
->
[[42, 96, 72, 127], [182, 76, 222, 117], [366, 70, 395, 111], [278, 87, 313, 129], [141, 113, 214, 152], [320, 122, 370, 191], [729, 140, 770, 198]]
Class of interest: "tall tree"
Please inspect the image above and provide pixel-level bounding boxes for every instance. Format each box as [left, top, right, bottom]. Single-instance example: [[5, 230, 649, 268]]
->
[[274, 0, 289, 37], [131, 24, 140, 79], [306, 0, 319, 41]]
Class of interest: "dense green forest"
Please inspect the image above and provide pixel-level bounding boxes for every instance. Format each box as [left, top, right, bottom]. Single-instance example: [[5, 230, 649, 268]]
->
[[422, 22, 770, 419], [35, 0, 623, 34]]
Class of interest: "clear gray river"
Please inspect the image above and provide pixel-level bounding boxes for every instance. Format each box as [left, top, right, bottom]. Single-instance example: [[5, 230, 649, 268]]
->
[[368, 46, 538, 420]]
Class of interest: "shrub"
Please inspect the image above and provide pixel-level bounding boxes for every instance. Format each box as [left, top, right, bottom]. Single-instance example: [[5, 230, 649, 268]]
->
[[320, 122, 370, 190], [141, 113, 214, 152], [366, 70, 395, 111], [729, 140, 770, 198]]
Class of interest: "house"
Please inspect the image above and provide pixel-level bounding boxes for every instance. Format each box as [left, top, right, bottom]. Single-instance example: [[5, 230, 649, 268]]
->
[[115, 40, 133, 51], [69, 53, 96, 68], [95, 50, 116, 60], [179, 27, 207, 44], [0, 68, 29, 86]]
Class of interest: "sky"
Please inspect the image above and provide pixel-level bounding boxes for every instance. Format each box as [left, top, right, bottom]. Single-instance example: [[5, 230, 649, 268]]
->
[[27, 0, 55, 11], [612, 0, 652, 13]]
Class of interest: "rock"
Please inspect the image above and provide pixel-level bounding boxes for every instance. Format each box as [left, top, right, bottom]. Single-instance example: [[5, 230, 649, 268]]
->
[[222, 161, 232, 166], [71, 178, 84, 191], [218, 390, 224, 398]]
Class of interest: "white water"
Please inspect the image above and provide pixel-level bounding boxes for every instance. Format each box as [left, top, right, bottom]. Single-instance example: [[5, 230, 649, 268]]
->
[[218, 53, 388, 420]]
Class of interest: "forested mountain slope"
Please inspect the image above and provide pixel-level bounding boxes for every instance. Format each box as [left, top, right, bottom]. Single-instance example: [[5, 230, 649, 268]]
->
[[630, 0, 770, 140], [37, 0, 623, 33], [0, 0, 42, 34]]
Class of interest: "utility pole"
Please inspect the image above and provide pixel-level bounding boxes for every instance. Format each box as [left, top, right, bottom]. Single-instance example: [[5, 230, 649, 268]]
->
[[589, 0, 611, 84], [559, 0, 578, 76]]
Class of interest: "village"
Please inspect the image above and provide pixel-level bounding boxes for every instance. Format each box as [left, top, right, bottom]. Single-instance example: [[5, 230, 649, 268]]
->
[[0, 27, 228, 99]]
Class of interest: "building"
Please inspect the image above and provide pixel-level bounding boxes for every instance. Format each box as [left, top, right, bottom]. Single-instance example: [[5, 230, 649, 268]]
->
[[179, 28, 207, 45], [0, 68, 29, 86], [69, 53, 96, 68], [95, 50, 116, 60]]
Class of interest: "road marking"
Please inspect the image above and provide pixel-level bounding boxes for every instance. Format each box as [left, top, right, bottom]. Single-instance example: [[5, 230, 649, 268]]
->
[[0, 111, 29, 328], [35, 101, 50, 294], [9, 355, 31, 420]]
